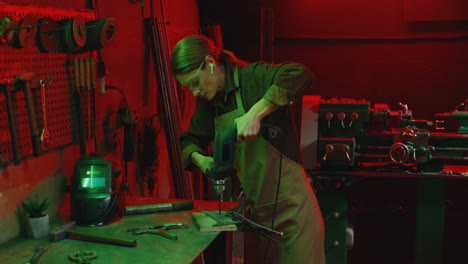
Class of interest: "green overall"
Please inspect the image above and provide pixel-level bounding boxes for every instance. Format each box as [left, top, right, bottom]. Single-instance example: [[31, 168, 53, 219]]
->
[[214, 88, 326, 264]]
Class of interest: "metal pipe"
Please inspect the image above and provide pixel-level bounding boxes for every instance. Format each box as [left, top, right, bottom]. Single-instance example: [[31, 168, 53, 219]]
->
[[433, 147, 468, 152], [355, 153, 389, 159], [432, 156, 468, 161]]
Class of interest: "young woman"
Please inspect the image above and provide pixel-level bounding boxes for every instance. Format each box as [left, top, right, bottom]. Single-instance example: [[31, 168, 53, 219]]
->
[[171, 35, 325, 264]]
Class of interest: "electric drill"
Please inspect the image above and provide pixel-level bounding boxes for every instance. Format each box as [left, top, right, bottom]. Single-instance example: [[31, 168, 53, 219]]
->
[[205, 125, 281, 213], [205, 126, 238, 207]]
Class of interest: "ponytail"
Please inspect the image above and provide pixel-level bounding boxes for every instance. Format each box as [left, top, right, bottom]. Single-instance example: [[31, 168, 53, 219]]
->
[[171, 35, 247, 75]]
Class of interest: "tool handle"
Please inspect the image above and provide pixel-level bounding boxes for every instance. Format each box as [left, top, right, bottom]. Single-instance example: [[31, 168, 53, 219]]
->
[[85, 58, 91, 90], [73, 58, 79, 89], [65, 230, 137, 247], [79, 58, 86, 90], [90, 57, 96, 89], [22, 82, 41, 156], [4, 87, 21, 165], [154, 229, 177, 240]]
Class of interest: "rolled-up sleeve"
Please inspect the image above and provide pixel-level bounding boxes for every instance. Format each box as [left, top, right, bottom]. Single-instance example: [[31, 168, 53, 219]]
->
[[263, 63, 314, 106]]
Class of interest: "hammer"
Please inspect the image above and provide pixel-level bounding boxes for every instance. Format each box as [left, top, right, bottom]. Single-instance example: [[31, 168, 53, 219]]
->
[[49, 221, 136, 247], [15, 73, 41, 157], [0, 78, 21, 165]]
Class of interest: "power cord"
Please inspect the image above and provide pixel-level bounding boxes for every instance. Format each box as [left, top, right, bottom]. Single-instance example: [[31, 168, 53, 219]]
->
[[139, 113, 161, 196], [263, 125, 286, 262]]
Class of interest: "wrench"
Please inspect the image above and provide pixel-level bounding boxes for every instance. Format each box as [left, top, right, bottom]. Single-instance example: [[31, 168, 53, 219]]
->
[[37, 75, 52, 149]]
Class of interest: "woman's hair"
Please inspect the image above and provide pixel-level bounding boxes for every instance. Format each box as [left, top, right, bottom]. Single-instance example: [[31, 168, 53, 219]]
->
[[171, 35, 247, 75]]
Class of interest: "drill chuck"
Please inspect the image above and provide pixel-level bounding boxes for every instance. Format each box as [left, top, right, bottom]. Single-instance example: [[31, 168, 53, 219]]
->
[[213, 179, 225, 196]]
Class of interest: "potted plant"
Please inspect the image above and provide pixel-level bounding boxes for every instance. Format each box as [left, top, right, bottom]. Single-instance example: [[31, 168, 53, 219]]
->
[[21, 197, 52, 239]]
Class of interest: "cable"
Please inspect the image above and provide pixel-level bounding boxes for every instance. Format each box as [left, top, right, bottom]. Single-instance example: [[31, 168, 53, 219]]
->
[[263, 125, 286, 262], [114, 131, 128, 189], [103, 86, 138, 190], [139, 113, 161, 196], [105, 86, 130, 109]]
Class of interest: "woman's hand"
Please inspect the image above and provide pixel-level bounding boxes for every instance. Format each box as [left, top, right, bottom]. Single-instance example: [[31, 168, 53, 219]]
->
[[191, 152, 214, 174], [234, 113, 261, 143], [234, 98, 279, 143]]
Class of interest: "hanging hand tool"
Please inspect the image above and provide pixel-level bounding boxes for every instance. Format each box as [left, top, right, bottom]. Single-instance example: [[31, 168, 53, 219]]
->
[[0, 78, 21, 165], [73, 58, 87, 157], [79, 57, 88, 140], [37, 75, 52, 149], [85, 57, 92, 142], [90, 57, 97, 150], [15, 73, 41, 157], [127, 223, 188, 240], [26, 246, 48, 264], [68, 250, 97, 264]]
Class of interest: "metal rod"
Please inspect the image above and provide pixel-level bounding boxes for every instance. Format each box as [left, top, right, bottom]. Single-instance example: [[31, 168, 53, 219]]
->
[[355, 153, 389, 159], [432, 156, 468, 161], [146, 17, 192, 199], [10, 22, 46, 30], [365, 146, 391, 150], [434, 147, 468, 152]]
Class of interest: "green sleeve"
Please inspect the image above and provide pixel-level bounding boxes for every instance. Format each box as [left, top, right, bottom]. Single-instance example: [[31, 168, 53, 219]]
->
[[179, 99, 215, 170], [262, 63, 314, 106]]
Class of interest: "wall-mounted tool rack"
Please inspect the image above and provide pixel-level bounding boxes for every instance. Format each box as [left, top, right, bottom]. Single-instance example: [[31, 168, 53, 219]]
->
[[0, 3, 95, 166]]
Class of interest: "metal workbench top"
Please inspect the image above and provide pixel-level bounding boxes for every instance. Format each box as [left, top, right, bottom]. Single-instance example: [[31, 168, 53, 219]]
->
[[0, 199, 238, 264]]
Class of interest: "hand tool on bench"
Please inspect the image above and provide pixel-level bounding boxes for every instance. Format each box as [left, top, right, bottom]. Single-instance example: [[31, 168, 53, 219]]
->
[[15, 73, 41, 156], [0, 78, 21, 165], [26, 246, 48, 264], [68, 250, 97, 264], [127, 223, 188, 240], [49, 221, 137, 247]]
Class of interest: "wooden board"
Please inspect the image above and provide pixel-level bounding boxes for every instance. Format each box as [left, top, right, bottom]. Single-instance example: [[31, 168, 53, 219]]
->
[[191, 211, 237, 232]]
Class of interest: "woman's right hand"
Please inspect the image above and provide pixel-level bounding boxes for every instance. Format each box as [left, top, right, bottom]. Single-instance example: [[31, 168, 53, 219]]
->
[[191, 152, 215, 174]]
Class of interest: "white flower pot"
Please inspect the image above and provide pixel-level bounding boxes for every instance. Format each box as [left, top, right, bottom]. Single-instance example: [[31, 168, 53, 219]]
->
[[27, 214, 49, 239]]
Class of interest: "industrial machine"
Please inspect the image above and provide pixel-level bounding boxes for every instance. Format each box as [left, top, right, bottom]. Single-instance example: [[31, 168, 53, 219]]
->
[[70, 152, 124, 226], [301, 97, 468, 264], [316, 98, 468, 173]]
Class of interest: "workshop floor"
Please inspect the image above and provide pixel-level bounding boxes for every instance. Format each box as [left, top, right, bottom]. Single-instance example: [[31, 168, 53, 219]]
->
[[346, 178, 468, 264]]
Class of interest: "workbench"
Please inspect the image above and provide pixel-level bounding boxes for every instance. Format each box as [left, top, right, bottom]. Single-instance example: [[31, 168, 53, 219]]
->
[[0, 199, 238, 264]]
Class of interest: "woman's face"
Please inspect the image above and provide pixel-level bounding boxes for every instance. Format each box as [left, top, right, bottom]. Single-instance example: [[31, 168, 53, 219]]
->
[[175, 58, 224, 101]]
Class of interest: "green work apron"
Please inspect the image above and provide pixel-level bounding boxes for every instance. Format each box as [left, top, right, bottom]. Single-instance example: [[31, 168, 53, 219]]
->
[[214, 87, 326, 264]]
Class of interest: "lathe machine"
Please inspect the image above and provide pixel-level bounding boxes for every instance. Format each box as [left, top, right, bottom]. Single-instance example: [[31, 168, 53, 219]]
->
[[301, 96, 468, 264]]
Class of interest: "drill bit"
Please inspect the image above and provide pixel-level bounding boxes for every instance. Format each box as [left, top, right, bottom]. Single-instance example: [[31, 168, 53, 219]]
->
[[214, 179, 225, 214], [218, 191, 223, 215]]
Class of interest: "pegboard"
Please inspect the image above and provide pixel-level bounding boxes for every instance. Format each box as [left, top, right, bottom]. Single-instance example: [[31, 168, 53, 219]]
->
[[0, 3, 96, 166]]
